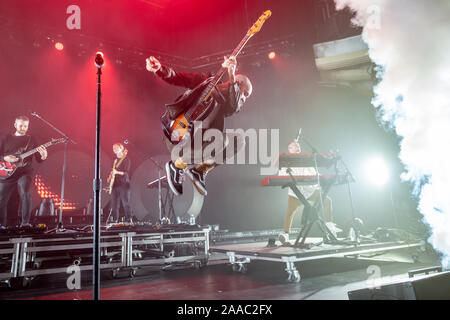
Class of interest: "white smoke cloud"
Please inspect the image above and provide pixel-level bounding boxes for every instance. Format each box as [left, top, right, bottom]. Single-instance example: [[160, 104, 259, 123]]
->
[[334, 0, 450, 267]]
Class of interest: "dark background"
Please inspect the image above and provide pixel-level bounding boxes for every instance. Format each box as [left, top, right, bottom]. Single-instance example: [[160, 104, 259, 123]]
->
[[0, 0, 422, 233]]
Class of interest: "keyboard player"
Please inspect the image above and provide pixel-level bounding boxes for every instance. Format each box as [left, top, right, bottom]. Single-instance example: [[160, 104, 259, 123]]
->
[[278, 140, 338, 244]]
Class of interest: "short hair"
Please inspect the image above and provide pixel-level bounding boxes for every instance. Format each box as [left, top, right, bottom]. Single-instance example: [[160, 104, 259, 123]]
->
[[15, 115, 30, 122], [113, 142, 124, 149]]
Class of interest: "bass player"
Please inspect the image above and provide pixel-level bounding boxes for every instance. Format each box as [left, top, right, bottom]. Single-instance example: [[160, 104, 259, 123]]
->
[[107, 142, 132, 223], [145, 55, 252, 197]]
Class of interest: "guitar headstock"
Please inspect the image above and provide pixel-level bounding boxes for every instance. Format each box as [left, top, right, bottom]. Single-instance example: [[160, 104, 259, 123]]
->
[[247, 10, 272, 36]]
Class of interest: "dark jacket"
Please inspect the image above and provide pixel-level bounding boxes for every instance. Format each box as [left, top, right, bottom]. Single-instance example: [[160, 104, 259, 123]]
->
[[112, 157, 131, 188], [156, 65, 243, 132]]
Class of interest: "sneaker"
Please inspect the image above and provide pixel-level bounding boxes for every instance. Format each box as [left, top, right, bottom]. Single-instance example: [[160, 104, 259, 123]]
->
[[325, 222, 342, 238], [278, 232, 289, 244], [185, 167, 207, 196], [165, 161, 184, 196]]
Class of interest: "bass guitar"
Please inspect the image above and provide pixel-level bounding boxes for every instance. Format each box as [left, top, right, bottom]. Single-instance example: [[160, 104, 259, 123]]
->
[[0, 137, 66, 180], [162, 10, 272, 144], [106, 150, 128, 194]]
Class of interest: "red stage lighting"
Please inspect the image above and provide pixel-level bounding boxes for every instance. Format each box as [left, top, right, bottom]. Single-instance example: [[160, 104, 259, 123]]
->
[[55, 42, 64, 51], [95, 51, 105, 68], [268, 51, 276, 60]]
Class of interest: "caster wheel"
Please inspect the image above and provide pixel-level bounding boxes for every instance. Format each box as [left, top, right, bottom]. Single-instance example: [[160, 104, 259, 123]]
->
[[111, 269, 119, 279], [22, 277, 32, 288], [232, 263, 247, 273], [194, 259, 207, 269], [9, 277, 28, 289], [130, 268, 137, 278], [287, 271, 300, 283]]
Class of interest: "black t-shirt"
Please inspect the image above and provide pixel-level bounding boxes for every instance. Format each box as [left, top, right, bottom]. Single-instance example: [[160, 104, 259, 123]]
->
[[112, 157, 131, 187], [0, 133, 43, 180]]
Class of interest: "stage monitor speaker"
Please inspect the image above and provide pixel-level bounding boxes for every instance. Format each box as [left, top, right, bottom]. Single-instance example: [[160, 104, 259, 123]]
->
[[348, 271, 450, 300]]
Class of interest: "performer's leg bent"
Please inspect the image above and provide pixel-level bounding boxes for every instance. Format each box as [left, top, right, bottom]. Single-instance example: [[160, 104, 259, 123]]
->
[[284, 195, 302, 233], [308, 190, 333, 222]]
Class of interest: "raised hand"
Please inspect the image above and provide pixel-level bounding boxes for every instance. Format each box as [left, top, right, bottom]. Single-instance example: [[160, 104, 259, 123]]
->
[[146, 56, 161, 73], [222, 56, 236, 74]]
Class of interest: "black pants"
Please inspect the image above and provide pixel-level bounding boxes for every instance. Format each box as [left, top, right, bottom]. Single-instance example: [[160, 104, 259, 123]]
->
[[0, 175, 32, 226], [111, 184, 132, 221]]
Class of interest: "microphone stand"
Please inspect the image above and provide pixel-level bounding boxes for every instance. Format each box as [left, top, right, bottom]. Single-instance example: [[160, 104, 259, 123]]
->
[[31, 112, 76, 232], [149, 157, 163, 223], [93, 53, 104, 301], [338, 155, 359, 245]]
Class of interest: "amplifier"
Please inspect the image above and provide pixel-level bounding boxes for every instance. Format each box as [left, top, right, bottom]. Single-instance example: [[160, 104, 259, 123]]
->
[[348, 270, 450, 300]]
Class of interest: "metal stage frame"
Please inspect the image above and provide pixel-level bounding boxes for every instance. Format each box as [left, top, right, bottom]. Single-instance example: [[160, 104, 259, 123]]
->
[[0, 225, 210, 288], [211, 238, 425, 282]]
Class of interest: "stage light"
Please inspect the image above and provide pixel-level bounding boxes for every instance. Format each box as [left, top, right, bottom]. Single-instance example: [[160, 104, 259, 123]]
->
[[365, 156, 390, 186], [268, 51, 276, 60], [95, 51, 105, 68], [55, 42, 64, 51]]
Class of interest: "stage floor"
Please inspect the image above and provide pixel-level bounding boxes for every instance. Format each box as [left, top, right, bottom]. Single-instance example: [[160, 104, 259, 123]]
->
[[0, 241, 440, 300]]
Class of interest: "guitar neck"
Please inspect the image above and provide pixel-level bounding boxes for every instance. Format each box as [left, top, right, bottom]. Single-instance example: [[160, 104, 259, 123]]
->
[[209, 33, 253, 88], [203, 34, 253, 98], [20, 141, 54, 160]]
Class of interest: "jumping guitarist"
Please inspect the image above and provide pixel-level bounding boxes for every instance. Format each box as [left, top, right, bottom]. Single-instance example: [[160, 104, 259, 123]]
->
[[145, 11, 270, 197], [146, 55, 251, 197], [107, 143, 132, 223], [0, 116, 48, 228]]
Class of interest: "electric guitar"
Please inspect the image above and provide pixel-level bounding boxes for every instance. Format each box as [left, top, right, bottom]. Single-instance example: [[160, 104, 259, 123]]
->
[[162, 10, 272, 144], [106, 150, 128, 194], [0, 137, 66, 180]]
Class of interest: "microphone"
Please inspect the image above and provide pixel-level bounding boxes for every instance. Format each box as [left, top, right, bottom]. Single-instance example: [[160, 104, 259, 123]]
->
[[295, 128, 302, 143], [29, 110, 38, 117], [94, 52, 104, 68], [124, 139, 129, 145]]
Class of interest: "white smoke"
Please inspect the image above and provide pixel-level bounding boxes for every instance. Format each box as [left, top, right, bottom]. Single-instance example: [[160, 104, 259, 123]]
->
[[334, 0, 450, 267]]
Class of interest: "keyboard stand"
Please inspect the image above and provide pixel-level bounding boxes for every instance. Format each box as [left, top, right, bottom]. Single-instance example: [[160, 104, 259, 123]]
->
[[283, 168, 342, 248]]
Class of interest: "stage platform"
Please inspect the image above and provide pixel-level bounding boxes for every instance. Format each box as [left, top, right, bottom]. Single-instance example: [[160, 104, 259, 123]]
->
[[0, 223, 210, 289], [0, 223, 433, 299], [211, 237, 425, 282]]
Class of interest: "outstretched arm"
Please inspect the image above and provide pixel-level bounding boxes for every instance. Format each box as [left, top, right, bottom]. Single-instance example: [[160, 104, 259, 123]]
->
[[146, 56, 208, 89]]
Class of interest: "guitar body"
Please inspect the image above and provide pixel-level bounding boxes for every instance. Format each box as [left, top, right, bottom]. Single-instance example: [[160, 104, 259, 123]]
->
[[0, 161, 18, 179], [0, 138, 65, 181], [163, 96, 215, 144], [106, 151, 127, 194]]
